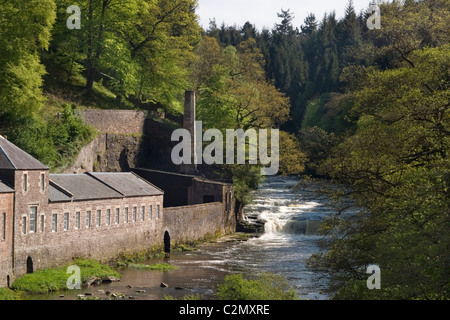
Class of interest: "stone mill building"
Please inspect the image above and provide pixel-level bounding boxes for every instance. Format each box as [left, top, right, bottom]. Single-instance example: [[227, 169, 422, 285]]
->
[[0, 133, 235, 288]]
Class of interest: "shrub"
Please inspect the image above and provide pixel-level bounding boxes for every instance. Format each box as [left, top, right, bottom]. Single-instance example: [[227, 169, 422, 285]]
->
[[0, 288, 22, 300], [217, 273, 298, 300]]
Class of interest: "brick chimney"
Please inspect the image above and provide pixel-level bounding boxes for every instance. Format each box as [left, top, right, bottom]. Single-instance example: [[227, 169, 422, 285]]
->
[[180, 91, 197, 175]]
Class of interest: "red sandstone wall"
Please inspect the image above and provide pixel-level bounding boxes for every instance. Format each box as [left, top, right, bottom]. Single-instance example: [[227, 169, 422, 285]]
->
[[163, 202, 235, 245], [77, 110, 147, 134], [13, 191, 164, 278], [0, 192, 13, 287]]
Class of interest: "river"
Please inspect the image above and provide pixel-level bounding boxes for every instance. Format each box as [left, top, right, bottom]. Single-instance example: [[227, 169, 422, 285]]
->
[[26, 176, 332, 301]]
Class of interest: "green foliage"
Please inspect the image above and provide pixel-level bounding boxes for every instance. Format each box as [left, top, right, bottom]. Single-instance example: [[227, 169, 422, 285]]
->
[[45, 105, 96, 170], [217, 273, 298, 300], [278, 131, 306, 176], [299, 127, 338, 176], [0, 0, 56, 132], [0, 288, 22, 301], [49, 0, 201, 113], [6, 104, 95, 172], [301, 94, 330, 131], [127, 263, 179, 271], [195, 37, 290, 131], [11, 258, 120, 294], [232, 164, 264, 209], [310, 44, 450, 300]]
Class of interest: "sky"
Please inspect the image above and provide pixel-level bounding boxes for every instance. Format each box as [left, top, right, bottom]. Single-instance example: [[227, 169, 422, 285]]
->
[[197, 0, 375, 31]]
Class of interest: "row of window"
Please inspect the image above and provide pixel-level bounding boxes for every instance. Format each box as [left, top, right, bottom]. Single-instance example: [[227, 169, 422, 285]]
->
[[22, 173, 46, 193], [21, 205, 161, 234]]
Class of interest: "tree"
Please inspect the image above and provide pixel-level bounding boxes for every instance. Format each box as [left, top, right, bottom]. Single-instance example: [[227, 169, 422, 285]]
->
[[301, 13, 318, 35], [278, 131, 306, 176], [309, 45, 450, 299], [0, 0, 56, 156], [195, 37, 290, 131], [48, 0, 201, 112]]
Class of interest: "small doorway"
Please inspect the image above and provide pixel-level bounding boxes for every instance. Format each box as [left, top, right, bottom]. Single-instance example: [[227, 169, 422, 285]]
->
[[164, 231, 171, 254], [26, 256, 33, 274]]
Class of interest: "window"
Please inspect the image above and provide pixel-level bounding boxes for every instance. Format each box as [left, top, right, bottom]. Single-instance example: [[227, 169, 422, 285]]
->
[[22, 217, 27, 234], [52, 214, 57, 232], [141, 206, 145, 221], [86, 211, 91, 228], [30, 207, 37, 233], [124, 207, 129, 223], [23, 174, 28, 192], [133, 207, 137, 222], [106, 209, 111, 226], [40, 215, 44, 232], [149, 205, 153, 220], [40, 173, 45, 192], [64, 213, 69, 231], [96, 210, 101, 227], [2, 213, 6, 240], [115, 208, 120, 224], [75, 212, 80, 229], [157, 205, 160, 219]]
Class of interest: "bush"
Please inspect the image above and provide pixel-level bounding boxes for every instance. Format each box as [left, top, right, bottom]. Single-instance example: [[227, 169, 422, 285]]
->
[[217, 273, 298, 300]]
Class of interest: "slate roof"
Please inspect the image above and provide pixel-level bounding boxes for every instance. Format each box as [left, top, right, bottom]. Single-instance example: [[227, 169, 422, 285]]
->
[[49, 174, 123, 202], [49, 172, 163, 202], [0, 136, 49, 170], [49, 183, 73, 202], [89, 172, 163, 197], [0, 179, 14, 193]]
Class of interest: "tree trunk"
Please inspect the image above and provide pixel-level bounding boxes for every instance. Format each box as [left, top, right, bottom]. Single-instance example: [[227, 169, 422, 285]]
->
[[85, 0, 95, 90]]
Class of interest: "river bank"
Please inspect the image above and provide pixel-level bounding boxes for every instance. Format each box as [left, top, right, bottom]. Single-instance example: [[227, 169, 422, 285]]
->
[[18, 233, 260, 301], [18, 176, 331, 301]]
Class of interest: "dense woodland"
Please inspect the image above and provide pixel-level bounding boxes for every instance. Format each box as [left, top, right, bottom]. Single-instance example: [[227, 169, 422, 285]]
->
[[0, 0, 448, 299]]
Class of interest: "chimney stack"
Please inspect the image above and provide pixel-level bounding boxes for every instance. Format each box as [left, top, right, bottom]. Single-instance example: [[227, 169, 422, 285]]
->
[[180, 91, 197, 175]]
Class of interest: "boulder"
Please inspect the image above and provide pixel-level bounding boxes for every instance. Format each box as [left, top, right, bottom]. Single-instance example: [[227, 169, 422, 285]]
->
[[102, 276, 120, 284], [86, 277, 102, 286]]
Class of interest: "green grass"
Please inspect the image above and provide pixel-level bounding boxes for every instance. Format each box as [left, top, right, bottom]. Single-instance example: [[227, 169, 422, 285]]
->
[[127, 263, 179, 272], [0, 288, 22, 300], [11, 258, 121, 295], [217, 273, 298, 300]]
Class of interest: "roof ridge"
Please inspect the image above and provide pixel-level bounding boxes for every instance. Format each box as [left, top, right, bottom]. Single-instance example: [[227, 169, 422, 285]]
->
[[0, 142, 16, 169], [0, 136, 49, 170], [49, 180, 74, 199]]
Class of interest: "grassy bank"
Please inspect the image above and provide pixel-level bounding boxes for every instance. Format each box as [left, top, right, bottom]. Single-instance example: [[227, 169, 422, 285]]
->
[[0, 288, 22, 300], [11, 258, 121, 295]]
